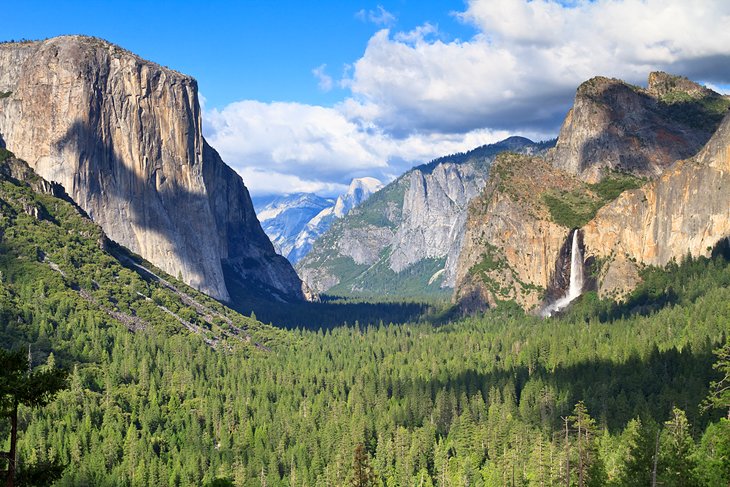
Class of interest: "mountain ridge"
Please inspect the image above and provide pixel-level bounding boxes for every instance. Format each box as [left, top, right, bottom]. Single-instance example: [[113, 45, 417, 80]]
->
[[297, 137, 553, 297], [453, 72, 730, 313], [254, 177, 382, 264]]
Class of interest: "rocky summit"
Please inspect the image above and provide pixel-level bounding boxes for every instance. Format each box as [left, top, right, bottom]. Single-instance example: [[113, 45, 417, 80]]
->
[[549, 72, 726, 182], [453, 72, 730, 313], [0, 35, 306, 302]]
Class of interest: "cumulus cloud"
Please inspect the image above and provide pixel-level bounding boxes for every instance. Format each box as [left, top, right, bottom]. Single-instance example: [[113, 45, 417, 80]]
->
[[203, 100, 527, 196], [356, 5, 396, 26], [347, 0, 730, 133], [312, 64, 333, 92], [205, 0, 730, 195], [237, 167, 350, 196]]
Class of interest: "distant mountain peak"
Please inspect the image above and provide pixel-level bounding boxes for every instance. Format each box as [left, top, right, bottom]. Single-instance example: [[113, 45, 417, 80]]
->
[[334, 177, 383, 218], [255, 177, 382, 264]]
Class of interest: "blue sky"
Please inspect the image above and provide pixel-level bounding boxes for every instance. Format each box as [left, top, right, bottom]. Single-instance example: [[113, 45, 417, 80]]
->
[[3, 0, 475, 109], [5, 1, 730, 196]]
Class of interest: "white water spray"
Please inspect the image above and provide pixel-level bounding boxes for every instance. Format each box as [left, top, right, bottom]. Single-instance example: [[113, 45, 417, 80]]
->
[[542, 229, 584, 317]]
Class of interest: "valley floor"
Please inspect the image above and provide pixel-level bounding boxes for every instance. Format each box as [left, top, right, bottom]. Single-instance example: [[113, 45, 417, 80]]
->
[[3, 248, 729, 485]]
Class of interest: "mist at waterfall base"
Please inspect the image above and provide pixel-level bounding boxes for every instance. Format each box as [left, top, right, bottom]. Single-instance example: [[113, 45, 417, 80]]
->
[[541, 230, 584, 317]]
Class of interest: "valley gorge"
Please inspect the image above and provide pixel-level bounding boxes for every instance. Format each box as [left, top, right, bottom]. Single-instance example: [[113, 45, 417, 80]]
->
[[296, 137, 552, 297], [0, 17, 728, 486], [254, 177, 383, 264]]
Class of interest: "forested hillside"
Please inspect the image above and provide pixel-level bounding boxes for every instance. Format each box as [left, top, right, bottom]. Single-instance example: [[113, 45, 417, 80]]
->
[[0, 151, 728, 485]]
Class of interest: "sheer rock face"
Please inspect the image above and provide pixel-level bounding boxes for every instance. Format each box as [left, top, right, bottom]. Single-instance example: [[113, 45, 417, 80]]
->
[[389, 161, 487, 281], [453, 73, 730, 312], [296, 161, 486, 295], [549, 73, 721, 182], [582, 112, 730, 298], [296, 137, 545, 296], [0, 36, 305, 302], [453, 154, 577, 312]]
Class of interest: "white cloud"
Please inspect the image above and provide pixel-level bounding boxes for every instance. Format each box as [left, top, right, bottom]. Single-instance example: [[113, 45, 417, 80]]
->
[[356, 5, 396, 26], [347, 0, 730, 133], [203, 100, 531, 195], [236, 167, 350, 197], [205, 0, 730, 195], [312, 64, 333, 92]]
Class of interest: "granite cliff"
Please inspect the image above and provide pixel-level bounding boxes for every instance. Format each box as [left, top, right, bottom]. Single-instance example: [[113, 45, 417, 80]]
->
[[454, 73, 730, 312], [0, 36, 305, 302], [549, 72, 725, 182], [297, 137, 552, 297], [583, 110, 730, 299]]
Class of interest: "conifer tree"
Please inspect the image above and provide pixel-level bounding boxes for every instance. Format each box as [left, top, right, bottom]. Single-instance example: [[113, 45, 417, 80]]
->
[[0, 348, 68, 487], [351, 443, 375, 487], [658, 408, 698, 487]]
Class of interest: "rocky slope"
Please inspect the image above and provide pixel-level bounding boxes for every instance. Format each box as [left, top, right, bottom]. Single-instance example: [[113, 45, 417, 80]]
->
[[254, 177, 382, 264], [0, 150, 279, 349], [0, 35, 305, 302], [453, 153, 583, 312], [549, 72, 726, 182], [297, 137, 552, 297], [453, 73, 730, 312]]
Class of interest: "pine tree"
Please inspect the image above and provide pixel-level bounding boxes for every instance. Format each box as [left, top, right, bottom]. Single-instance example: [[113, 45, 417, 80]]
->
[[351, 443, 375, 487], [0, 348, 68, 487], [657, 408, 698, 487], [568, 401, 605, 487], [703, 342, 730, 419]]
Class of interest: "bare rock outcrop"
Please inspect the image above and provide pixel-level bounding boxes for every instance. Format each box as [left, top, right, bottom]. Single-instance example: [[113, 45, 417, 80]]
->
[[582, 111, 730, 298], [453, 72, 730, 312], [0, 36, 305, 302], [549, 73, 725, 182], [453, 154, 577, 312]]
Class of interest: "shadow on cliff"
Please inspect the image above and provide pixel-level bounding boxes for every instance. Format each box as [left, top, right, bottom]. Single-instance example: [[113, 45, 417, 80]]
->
[[54, 119, 215, 269], [54, 119, 303, 303], [52, 120, 440, 329], [575, 83, 720, 175]]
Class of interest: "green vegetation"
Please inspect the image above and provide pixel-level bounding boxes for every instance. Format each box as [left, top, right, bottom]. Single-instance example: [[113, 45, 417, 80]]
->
[[343, 179, 406, 230], [0, 156, 728, 485], [543, 171, 645, 228], [0, 91, 12, 99], [0, 147, 13, 162], [469, 243, 506, 276], [469, 243, 545, 303], [1, 348, 68, 486], [327, 256, 450, 300], [659, 90, 730, 131]]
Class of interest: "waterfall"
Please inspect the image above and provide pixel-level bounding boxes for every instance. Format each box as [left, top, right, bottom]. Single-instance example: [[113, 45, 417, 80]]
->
[[542, 229, 584, 317], [567, 229, 584, 300]]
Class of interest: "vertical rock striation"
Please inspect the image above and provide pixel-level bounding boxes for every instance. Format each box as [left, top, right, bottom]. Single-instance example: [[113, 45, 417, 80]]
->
[[0, 36, 305, 302], [582, 111, 730, 298], [297, 137, 549, 296]]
